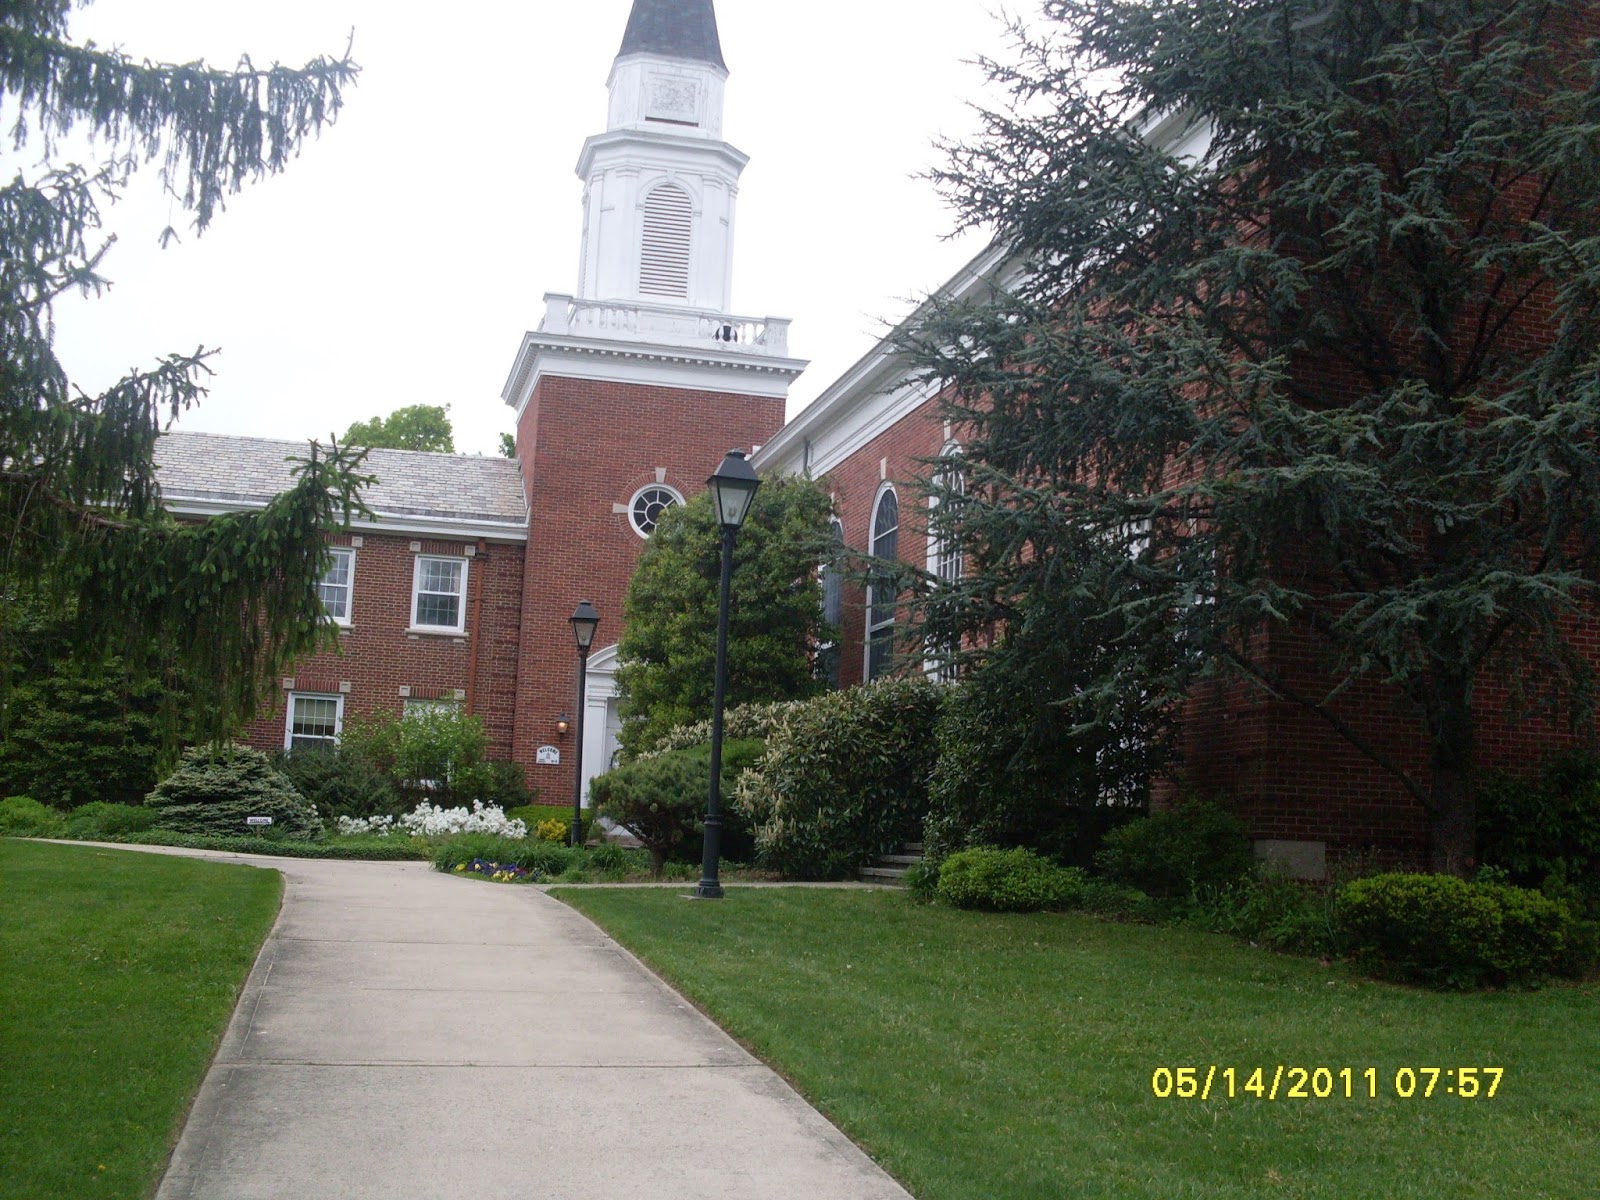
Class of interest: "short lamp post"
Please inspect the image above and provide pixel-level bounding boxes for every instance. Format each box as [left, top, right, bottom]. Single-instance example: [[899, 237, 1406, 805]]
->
[[568, 600, 601, 848], [695, 449, 762, 899]]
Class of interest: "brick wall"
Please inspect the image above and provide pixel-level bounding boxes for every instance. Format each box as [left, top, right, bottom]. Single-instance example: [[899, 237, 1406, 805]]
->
[[511, 374, 786, 804], [241, 530, 526, 758], [815, 406, 952, 689]]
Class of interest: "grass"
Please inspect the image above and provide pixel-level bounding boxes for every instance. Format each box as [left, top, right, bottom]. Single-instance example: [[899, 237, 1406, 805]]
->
[[0, 840, 282, 1200], [557, 887, 1600, 1200]]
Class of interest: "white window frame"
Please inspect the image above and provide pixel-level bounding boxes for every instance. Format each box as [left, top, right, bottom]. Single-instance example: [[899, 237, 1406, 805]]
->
[[411, 555, 469, 633], [925, 443, 964, 682], [284, 692, 344, 752], [866, 484, 900, 682], [816, 517, 845, 688], [319, 546, 356, 627], [627, 483, 685, 539]]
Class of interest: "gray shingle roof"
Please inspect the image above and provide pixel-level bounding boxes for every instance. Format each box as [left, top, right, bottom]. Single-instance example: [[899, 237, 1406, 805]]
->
[[154, 430, 529, 529], [618, 0, 726, 70]]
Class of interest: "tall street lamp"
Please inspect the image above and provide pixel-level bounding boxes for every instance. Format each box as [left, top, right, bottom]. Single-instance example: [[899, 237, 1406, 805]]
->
[[695, 449, 762, 899], [568, 600, 601, 848]]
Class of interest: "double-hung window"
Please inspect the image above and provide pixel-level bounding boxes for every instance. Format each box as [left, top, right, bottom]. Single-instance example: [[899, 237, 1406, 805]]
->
[[286, 693, 343, 752], [412, 556, 468, 633], [319, 547, 355, 626]]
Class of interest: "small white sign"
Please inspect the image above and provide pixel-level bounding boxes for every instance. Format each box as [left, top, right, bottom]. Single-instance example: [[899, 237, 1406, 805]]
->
[[536, 745, 561, 766], [246, 816, 274, 827]]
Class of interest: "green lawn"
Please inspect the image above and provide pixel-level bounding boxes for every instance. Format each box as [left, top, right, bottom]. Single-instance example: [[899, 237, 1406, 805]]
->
[[557, 887, 1600, 1200], [0, 841, 282, 1200]]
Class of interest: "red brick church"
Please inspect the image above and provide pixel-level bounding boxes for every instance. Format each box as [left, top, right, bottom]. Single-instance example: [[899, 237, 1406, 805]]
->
[[155, 0, 1593, 873]]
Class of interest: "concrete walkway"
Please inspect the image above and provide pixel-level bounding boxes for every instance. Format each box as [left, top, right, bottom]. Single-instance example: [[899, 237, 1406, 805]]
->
[[110, 847, 911, 1200]]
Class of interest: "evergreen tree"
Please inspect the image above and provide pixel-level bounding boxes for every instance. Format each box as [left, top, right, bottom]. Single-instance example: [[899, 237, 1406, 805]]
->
[[906, 0, 1600, 874], [615, 475, 836, 755], [1, 2, 369, 744]]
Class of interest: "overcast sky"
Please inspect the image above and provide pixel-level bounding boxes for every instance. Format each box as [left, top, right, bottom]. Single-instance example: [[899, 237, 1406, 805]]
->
[[35, 0, 1014, 456]]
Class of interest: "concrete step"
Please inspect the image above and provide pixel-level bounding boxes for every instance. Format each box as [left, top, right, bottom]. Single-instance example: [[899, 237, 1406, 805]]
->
[[901, 842, 924, 855], [876, 854, 923, 867], [858, 865, 910, 885]]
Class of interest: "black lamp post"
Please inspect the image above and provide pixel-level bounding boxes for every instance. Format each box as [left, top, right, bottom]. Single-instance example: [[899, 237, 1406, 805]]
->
[[568, 600, 601, 848], [695, 449, 762, 899]]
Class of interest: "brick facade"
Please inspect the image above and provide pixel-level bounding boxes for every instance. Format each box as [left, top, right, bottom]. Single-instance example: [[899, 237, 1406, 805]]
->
[[508, 374, 784, 806], [242, 531, 526, 757]]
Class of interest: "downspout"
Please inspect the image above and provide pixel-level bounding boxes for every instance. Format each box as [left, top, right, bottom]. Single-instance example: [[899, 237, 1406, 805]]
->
[[465, 539, 487, 712]]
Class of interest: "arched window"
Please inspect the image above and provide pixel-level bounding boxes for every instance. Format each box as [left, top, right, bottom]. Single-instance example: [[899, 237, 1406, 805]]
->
[[867, 486, 899, 681], [927, 443, 965, 682], [816, 517, 845, 688], [639, 183, 693, 299]]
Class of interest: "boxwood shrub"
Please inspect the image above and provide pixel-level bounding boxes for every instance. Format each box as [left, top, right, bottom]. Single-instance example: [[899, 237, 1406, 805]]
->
[[1333, 873, 1585, 988], [1094, 801, 1253, 897], [935, 846, 1087, 913], [146, 745, 322, 841], [735, 678, 943, 880]]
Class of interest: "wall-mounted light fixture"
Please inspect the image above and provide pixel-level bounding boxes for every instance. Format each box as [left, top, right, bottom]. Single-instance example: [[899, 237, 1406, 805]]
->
[[555, 712, 571, 736]]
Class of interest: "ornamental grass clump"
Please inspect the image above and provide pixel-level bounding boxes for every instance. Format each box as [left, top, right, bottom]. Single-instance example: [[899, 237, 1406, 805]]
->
[[935, 847, 1087, 913], [146, 746, 321, 841]]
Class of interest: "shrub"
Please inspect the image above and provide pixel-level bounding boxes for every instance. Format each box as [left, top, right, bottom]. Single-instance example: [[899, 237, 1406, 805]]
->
[[0, 796, 65, 837], [1334, 873, 1583, 988], [272, 746, 399, 821], [146, 745, 322, 841], [507, 805, 592, 842], [637, 698, 806, 759], [1078, 878, 1163, 922], [935, 846, 1087, 912], [535, 818, 568, 844], [902, 859, 940, 903], [432, 835, 577, 876], [1477, 754, 1600, 915], [340, 706, 511, 809], [591, 740, 763, 876], [1095, 802, 1254, 897], [61, 802, 159, 840], [1189, 875, 1338, 957], [395, 801, 526, 839], [736, 678, 944, 880], [924, 679, 1149, 865], [479, 760, 535, 811]]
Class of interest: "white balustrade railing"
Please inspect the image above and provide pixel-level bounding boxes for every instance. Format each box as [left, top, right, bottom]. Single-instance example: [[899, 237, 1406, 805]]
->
[[541, 294, 791, 357]]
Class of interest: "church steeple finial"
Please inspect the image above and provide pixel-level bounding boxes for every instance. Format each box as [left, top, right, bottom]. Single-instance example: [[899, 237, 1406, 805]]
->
[[617, 0, 727, 71]]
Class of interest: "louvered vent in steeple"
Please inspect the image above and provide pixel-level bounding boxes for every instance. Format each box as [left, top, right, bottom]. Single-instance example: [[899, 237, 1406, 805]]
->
[[639, 184, 693, 299]]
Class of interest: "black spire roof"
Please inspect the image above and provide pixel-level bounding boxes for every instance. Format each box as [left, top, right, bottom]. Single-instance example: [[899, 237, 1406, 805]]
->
[[617, 0, 727, 71]]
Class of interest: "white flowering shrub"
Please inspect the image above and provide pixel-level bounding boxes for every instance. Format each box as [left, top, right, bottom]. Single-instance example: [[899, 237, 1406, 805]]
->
[[334, 801, 527, 840]]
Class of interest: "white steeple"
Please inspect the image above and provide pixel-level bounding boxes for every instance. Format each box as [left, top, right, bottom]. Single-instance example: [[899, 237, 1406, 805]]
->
[[574, 0, 745, 313], [503, 1, 805, 414]]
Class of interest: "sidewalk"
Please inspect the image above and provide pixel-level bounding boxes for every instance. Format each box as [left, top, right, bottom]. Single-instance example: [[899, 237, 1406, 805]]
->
[[131, 849, 911, 1200]]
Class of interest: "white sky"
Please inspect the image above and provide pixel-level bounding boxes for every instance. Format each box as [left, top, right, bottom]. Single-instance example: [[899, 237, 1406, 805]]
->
[[35, 0, 1013, 456]]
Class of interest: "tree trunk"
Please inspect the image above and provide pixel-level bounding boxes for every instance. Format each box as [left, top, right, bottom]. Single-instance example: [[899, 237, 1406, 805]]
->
[[1426, 681, 1477, 877], [649, 845, 667, 880]]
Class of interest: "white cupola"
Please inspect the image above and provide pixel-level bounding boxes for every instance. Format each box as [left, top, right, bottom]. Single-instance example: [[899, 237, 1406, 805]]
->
[[574, 0, 746, 313]]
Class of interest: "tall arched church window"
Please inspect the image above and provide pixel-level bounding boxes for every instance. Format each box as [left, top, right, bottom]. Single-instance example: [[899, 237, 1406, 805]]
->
[[867, 486, 900, 681], [928, 444, 965, 682], [639, 183, 693, 299], [816, 517, 845, 688]]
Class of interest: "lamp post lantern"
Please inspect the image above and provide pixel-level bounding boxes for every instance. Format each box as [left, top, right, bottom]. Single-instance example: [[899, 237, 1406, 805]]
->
[[695, 449, 762, 899], [568, 600, 601, 848]]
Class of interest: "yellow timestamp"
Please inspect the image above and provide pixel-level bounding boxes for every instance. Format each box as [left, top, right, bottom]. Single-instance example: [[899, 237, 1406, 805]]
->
[[1150, 1066, 1504, 1100]]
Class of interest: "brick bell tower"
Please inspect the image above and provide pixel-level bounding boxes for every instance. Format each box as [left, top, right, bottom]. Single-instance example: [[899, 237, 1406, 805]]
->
[[501, 0, 806, 807]]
